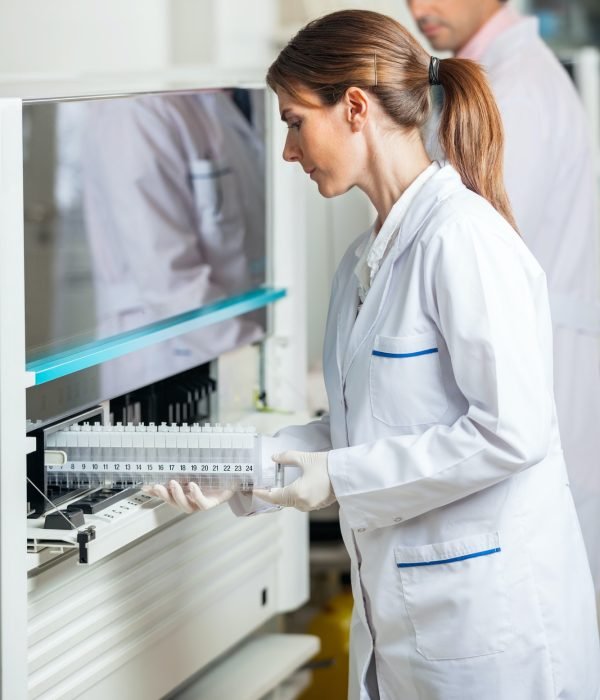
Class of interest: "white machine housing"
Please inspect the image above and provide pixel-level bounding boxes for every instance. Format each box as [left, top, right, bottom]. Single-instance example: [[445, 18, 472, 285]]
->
[[0, 69, 313, 700]]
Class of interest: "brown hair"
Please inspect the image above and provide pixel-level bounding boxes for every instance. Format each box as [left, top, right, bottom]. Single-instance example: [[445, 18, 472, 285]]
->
[[267, 9, 517, 231]]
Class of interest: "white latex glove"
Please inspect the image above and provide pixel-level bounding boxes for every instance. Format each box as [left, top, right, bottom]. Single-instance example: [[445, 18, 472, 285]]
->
[[253, 450, 335, 512], [141, 480, 233, 514]]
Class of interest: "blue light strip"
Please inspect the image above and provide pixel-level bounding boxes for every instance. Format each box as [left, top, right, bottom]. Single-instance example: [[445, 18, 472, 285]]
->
[[27, 286, 286, 386], [397, 547, 501, 568], [373, 347, 438, 359]]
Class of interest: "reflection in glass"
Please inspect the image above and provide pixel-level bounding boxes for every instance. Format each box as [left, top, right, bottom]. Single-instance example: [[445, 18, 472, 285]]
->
[[24, 88, 267, 403]]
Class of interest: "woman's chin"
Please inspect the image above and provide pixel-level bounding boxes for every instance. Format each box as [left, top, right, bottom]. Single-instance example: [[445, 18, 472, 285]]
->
[[317, 180, 346, 198]]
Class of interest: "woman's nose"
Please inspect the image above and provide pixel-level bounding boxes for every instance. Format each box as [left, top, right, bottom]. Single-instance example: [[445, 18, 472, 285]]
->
[[283, 134, 300, 162]]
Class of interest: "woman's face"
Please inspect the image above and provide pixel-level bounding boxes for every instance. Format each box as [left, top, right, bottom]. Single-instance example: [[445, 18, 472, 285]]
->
[[277, 86, 365, 198]]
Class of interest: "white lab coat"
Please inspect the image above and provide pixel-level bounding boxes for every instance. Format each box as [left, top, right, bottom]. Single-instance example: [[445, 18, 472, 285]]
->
[[279, 165, 600, 699], [446, 18, 600, 592], [82, 91, 265, 397]]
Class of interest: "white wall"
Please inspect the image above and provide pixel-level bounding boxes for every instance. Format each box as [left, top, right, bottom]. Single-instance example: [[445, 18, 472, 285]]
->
[[169, 0, 217, 66], [0, 0, 170, 77], [169, 0, 277, 68], [0, 0, 278, 80], [279, 0, 417, 31]]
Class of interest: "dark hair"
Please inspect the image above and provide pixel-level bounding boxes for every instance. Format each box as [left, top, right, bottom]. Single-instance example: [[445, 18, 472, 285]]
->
[[266, 9, 517, 231]]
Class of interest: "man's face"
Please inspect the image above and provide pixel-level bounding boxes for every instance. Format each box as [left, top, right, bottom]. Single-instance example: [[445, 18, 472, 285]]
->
[[407, 0, 503, 53]]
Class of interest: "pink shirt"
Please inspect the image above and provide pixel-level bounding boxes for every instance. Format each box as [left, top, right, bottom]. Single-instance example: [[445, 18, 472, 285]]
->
[[457, 4, 522, 61]]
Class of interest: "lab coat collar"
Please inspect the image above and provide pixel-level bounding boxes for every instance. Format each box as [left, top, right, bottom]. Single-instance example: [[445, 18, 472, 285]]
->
[[352, 162, 455, 262], [481, 17, 540, 70], [353, 162, 441, 301], [354, 227, 375, 259], [457, 4, 522, 62], [388, 162, 464, 260], [339, 164, 465, 381]]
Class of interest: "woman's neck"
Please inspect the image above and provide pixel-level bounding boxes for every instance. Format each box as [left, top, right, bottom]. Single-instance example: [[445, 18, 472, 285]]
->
[[358, 128, 432, 231]]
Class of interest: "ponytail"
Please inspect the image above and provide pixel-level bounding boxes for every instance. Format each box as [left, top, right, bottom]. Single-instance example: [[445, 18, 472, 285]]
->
[[267, 10, 517, 232], [437, 58, 517, 231]]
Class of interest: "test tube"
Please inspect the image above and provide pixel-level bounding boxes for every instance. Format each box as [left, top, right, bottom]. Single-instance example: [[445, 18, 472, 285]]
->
[[145, 423, 157, 465], [189, 423, 201, 465], [124, 424, 136, 465], [98, 425, 111, 476], [178, 424, 190, 465], [231, 425, 244, 467], [109, 425, 123, 479], [134, 424, 146, 467], [45, 430, 57, 488], [68, 423, 81, 463], [166, 425, 179, 464], [121, 429, 134, 482], [154, 430, 167, 473], [140, 426, 154, 484], [197, 431, 210, 473], [88, 424, 101, 487], [187, 430, 199, 480], [222, 434, 232, 480]]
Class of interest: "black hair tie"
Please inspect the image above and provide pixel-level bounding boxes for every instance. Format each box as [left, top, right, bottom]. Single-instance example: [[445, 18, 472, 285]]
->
[[429, 56, 441, 86]]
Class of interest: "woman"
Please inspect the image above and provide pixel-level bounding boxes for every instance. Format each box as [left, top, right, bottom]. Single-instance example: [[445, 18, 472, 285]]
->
[[149, 10, 600, 699]]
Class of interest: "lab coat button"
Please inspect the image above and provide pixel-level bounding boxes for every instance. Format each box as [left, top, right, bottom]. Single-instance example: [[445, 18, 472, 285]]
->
[[393, 516, 403, 523], [357, 527, 366, 533]]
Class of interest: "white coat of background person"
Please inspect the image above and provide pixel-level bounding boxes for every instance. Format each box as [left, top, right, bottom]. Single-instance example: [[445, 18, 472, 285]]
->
[[407, 0, 600, 598], [82, 90, 265, 398], [149, 11, 600, 700]]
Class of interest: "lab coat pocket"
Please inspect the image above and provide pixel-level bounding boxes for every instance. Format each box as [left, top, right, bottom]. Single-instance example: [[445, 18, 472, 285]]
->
[[395, 532, 510, 661], [189, 158, 240, 228], [369, 332, 447, 426]]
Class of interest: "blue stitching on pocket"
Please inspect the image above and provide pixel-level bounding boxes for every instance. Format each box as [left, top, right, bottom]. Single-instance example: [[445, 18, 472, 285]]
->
[[373, 347, 438, 359], [397, 547, 501, 568]]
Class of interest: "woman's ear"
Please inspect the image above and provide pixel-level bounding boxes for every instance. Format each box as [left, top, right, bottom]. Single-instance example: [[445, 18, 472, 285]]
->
[[344, 87, 369, 132]]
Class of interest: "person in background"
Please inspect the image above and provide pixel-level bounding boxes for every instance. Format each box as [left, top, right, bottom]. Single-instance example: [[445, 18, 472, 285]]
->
[[408, 0, 600, 604], [149, 9, 600, 699]]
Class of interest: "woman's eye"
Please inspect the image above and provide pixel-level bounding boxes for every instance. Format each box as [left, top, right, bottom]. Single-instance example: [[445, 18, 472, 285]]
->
[[287, 121, 301, 130]]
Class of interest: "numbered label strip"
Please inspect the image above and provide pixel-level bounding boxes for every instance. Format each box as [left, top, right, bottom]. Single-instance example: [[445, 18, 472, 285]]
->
[[47, 462, 256, 475]]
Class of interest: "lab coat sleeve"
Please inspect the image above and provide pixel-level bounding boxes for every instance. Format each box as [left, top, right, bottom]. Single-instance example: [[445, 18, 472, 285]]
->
[[328, 211, 553, 530], [229, 414, 333, 516]]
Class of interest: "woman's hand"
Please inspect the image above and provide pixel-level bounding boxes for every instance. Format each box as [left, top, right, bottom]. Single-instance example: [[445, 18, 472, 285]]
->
[[254, 450, 335, 512], [142, 480, 233, 514]]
